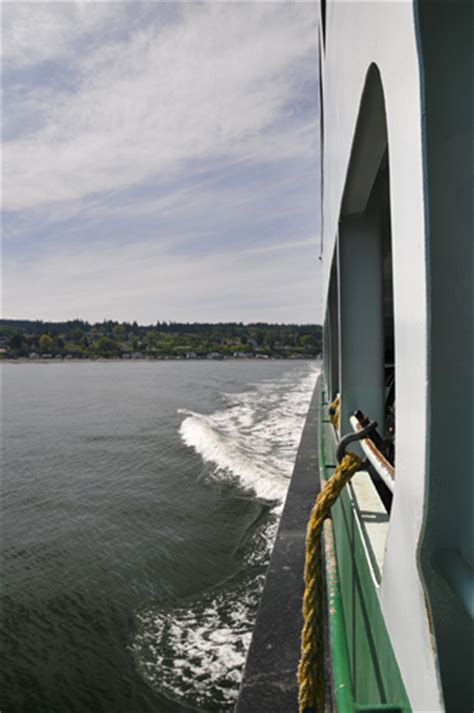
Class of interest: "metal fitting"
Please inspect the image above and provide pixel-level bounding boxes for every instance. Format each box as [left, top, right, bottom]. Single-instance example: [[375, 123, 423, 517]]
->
[[336, 420, 378, 464]]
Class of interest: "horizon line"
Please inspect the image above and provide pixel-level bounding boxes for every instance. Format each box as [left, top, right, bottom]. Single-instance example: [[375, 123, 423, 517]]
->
[[0, 317, 322, 328]]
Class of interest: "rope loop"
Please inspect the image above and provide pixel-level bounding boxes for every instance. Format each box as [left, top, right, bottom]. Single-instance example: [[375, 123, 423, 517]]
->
[[297, 451, 363, 713]]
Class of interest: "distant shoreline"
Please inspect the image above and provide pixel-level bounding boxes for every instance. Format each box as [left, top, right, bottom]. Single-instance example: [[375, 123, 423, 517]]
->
[[0, 319, 322, 361]]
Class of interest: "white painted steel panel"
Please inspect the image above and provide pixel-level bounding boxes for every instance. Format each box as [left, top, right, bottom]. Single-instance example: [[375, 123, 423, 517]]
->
[[321, 2, 443, 709]]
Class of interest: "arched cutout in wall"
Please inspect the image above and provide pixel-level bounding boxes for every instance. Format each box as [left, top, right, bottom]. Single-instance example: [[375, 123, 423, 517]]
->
[[333, 63, 395, 577]]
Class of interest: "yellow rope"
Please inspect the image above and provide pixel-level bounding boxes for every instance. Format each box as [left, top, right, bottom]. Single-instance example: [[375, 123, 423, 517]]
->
[[328, 394, 340, 430], [297, 451, 363, 713]]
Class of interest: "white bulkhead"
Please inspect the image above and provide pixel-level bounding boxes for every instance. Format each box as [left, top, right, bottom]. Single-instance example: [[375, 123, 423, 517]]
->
[[320, 3, 443, 710]]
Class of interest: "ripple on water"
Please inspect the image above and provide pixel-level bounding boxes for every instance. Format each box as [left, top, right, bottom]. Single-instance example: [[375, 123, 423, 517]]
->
[[132, 364, 319, 710], [131, 569, 266, 711]]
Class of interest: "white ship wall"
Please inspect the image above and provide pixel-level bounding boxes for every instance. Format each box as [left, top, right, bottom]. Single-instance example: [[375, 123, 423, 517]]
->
[[320, 2, 443, 709]]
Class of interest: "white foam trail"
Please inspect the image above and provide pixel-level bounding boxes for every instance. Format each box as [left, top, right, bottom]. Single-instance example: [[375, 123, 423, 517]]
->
[[133, 362, 320, 711], [132, 575, 263, 711], [178, 363, 319, 505]]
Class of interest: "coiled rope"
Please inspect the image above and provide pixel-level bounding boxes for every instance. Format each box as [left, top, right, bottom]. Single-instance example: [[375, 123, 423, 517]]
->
[[297, 451, 363, 713], [328, 394, 340, 430]]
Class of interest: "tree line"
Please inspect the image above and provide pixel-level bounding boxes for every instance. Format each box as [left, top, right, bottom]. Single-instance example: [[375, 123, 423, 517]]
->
[[0, 319, 322, 360]]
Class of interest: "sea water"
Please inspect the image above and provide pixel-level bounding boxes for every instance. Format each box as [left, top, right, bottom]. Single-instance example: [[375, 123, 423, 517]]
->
[[1, 360, 319, 713]]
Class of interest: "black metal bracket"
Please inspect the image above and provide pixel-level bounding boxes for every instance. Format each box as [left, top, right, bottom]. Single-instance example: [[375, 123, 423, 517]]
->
[[336, 419, 378, 464], [352, 409, 395, 466]]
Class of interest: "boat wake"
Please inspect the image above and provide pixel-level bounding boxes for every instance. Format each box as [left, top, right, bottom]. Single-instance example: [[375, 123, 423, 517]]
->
[[132, 570, 265, 711], [132, 363, 319, 711], [178, 364, 319, 505]]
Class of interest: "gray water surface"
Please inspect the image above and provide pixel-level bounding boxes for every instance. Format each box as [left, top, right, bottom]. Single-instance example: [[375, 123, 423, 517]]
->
[[1, 360, 318, 713]]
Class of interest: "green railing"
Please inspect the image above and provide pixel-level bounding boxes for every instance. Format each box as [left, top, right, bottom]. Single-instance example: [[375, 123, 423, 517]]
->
[[318, 381, 410, 713]]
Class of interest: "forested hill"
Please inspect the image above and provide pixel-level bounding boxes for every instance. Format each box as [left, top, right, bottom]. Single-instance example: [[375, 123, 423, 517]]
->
[[0, 319, 322, 360]]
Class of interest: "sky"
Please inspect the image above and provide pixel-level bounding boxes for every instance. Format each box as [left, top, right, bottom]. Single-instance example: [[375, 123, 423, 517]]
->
[[2, 1, 322, 325]]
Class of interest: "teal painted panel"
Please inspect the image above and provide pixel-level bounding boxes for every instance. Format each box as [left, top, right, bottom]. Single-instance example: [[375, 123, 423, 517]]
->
[[332, 495, 355, 682]]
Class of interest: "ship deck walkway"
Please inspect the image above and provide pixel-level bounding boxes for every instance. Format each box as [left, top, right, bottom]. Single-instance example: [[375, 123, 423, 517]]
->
[[235, 378, 326, 712]]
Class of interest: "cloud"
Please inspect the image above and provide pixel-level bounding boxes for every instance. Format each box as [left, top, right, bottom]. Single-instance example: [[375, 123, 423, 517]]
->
[[2, 2, 124, 69], [5, 233, 322, 323], [3, 2, 321, 323], [3, 2, 318, 214]]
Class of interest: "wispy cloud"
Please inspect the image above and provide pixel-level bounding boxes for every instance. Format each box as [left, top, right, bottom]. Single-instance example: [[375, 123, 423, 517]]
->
[[6, 233, 322, 323], [4, 2, 318, 213], [3, 1, 321, 322], [2, 2, 120, 69]]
